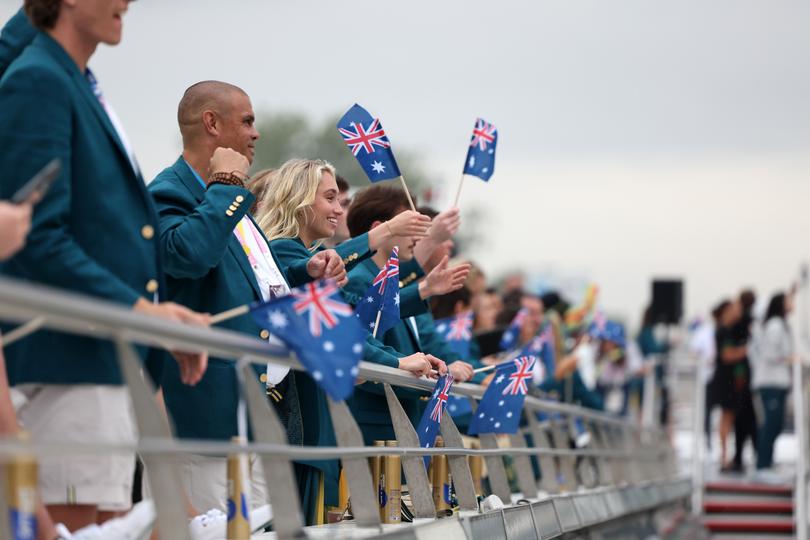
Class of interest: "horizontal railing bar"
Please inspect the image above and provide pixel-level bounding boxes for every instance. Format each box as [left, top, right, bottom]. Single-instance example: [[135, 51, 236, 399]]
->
[[0, 437, 666, 461], [0, 276, 644, 431]]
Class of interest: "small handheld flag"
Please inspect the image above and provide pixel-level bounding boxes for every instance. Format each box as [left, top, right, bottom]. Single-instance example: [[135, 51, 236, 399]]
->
[[434, 310, 474, 358], [454, 117, 498, 206], [463, 118, 497, 181], [522, 323, 556, 385], [468, 355, 536, 435], [250, 280, 365, 401], [355, 247, 400, 338], [415, 374, 454, 466], [337, 104, 401, 182], [587, 310, 608, 340], [336, 103, 416, 210], [499, 307, 528, 352]]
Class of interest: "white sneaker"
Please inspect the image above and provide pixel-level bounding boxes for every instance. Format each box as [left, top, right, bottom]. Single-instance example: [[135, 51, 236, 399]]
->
[[189, 504, 273, 540], [56, 500, 155, 540]]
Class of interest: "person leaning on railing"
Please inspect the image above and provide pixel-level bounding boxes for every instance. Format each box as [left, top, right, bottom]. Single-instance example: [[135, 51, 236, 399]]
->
[[0, 0, 209, 533], [252, 158, 446, 524]]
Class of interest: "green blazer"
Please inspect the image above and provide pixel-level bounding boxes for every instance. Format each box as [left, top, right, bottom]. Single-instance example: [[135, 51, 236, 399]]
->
[[148, 157, 277, 441], [343, 258, 435, 444], [0, 31, 163, 386], [0, 9, 35, 78]]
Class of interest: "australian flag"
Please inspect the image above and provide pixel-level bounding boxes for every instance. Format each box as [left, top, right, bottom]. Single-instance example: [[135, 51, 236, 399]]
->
[[468, 355, 536, 435], [337, 103, 401, 182], [250, 279, 365, 401], [415, 374, 454, 466], [355, 247, 400, 337], [522, 323, 556, 385], [434, 310, 474, 358], [462, 118, 497, 181], [499, 307, 528, 351]]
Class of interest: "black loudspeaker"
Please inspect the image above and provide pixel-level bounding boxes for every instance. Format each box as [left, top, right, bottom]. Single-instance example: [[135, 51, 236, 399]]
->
[[651, 279, 683, 325]]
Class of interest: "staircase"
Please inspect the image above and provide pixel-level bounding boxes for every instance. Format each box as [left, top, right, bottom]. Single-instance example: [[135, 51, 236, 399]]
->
[[703, 480, 794, 538]]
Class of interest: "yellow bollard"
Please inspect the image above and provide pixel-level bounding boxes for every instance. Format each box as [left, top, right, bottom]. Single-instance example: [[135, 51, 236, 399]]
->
[[431, 437, 452, 512], [6, 431, 37, 540], [226, 437, 250, 540], [380, 441, 401, 523]]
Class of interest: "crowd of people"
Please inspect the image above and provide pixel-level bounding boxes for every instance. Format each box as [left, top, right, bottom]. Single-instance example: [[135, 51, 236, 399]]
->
[[690, 287, 798, 482], [0, 2, 790, 540]]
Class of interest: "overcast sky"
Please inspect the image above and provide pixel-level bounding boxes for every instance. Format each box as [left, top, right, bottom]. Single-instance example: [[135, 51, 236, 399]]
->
[[2, 0, 808, 328]]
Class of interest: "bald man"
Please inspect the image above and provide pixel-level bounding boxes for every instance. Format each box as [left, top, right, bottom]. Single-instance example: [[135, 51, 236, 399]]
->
[[148, 81, 345, 512]]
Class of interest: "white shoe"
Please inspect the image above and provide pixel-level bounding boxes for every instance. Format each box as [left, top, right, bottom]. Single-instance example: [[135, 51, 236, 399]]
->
[[56, 500, 155, 540], [189, 504, 273, 540], [753, 468, 790, 485], [479, 494, 504, 512]]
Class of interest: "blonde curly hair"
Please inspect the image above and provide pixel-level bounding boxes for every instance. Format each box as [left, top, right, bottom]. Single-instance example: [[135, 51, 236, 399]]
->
[[254, 158, 336, 246]]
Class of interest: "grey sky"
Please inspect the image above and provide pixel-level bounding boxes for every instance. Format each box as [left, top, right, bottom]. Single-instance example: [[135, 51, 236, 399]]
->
[[2, 0, 808, 326]]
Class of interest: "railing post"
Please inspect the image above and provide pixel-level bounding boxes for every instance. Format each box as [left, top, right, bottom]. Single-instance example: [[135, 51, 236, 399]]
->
[[238, 361, 304, 538], [641, 356, 658, 428], [691, 358, 706, 517], [115, 339, 193, 540], [438, 411, 479, 511], [325, 398, 381, 529], [524, 413, 559, 494], [794, 361, 807, 540], [478, 433, 512, 503], [382, 384, 436, 518]]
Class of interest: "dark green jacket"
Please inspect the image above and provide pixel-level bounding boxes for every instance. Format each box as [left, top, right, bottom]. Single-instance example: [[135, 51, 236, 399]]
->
[[0, 32, 163, 385], [343, 258, 435, 444], [0, 9, 35, 78], [148, 157, 275, 441]]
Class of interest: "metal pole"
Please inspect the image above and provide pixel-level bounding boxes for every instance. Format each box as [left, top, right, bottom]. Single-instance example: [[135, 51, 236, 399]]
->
[[691, 359, 706, 517]]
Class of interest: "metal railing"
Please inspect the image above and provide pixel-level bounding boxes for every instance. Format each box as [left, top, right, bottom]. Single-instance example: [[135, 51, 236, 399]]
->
[[793, 360, 809, 540], [0, 276, 688, 539]]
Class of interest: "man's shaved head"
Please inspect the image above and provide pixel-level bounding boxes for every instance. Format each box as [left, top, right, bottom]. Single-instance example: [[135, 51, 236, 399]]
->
[[177, 80, 247, 142]]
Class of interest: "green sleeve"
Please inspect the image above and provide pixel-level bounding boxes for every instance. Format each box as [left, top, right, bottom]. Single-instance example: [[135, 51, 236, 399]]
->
[[151, 182, 254, 279], [268, 238, 314, 288]]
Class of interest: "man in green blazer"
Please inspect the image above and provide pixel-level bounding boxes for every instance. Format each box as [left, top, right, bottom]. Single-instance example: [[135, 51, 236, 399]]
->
[[148, 80, 346, 514], [0, 1, 208, 532]]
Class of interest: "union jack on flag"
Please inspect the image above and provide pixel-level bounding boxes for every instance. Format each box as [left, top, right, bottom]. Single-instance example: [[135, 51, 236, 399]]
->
[[338, 117, 391, 156], [337, 103, 401, 182], [430, 375, 453, 421], [293, 281, 354, 337], [249, 279, 366, 400], [355, 248, 401, 337], [462, 117, 498, 182], [502, 356, 535, 395], [435, 310, 475, 358], [470, 118, 497, 151], [371, 247, 399, 295], [416, 374, 454, 467]]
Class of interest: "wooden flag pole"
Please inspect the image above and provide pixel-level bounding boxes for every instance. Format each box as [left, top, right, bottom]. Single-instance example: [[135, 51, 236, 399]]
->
[[211, 304, 250, 325], [398, 175, 417, 212], [453, 174, 466, 208], [472, 364, 496, 375], [371, 310, 383, 339], [1, 317, 46, 348]]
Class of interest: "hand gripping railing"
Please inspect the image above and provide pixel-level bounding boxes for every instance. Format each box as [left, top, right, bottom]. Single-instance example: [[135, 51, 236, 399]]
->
[[0, 277, 687, 539]]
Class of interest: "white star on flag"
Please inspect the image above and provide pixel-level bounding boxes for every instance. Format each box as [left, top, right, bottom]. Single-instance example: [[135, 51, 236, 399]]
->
[[352, 343, 363, 354], [394, 293, 400, 306], [350, 366, 360, 376], [366, 296, 374, 303], [495, 374, 505, 384], [488, 149, 494, 154], [335, 369, 344, 377], [268, 310, 288, 329], [498, 400, 505, 406], [313, 370, 323, 381], [468, 156, 475, 167], [371, 161, 386, 174], [482, 167, 489, 173], [323, 341, 335, 352], [506, 411, 513, 418]]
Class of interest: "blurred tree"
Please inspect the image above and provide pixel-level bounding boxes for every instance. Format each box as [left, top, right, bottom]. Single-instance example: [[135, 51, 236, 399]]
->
[[251, 111, 430, 193]]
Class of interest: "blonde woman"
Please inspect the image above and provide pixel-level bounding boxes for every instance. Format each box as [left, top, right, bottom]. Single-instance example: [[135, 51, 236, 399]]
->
[[252, 158, 450, 524]]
